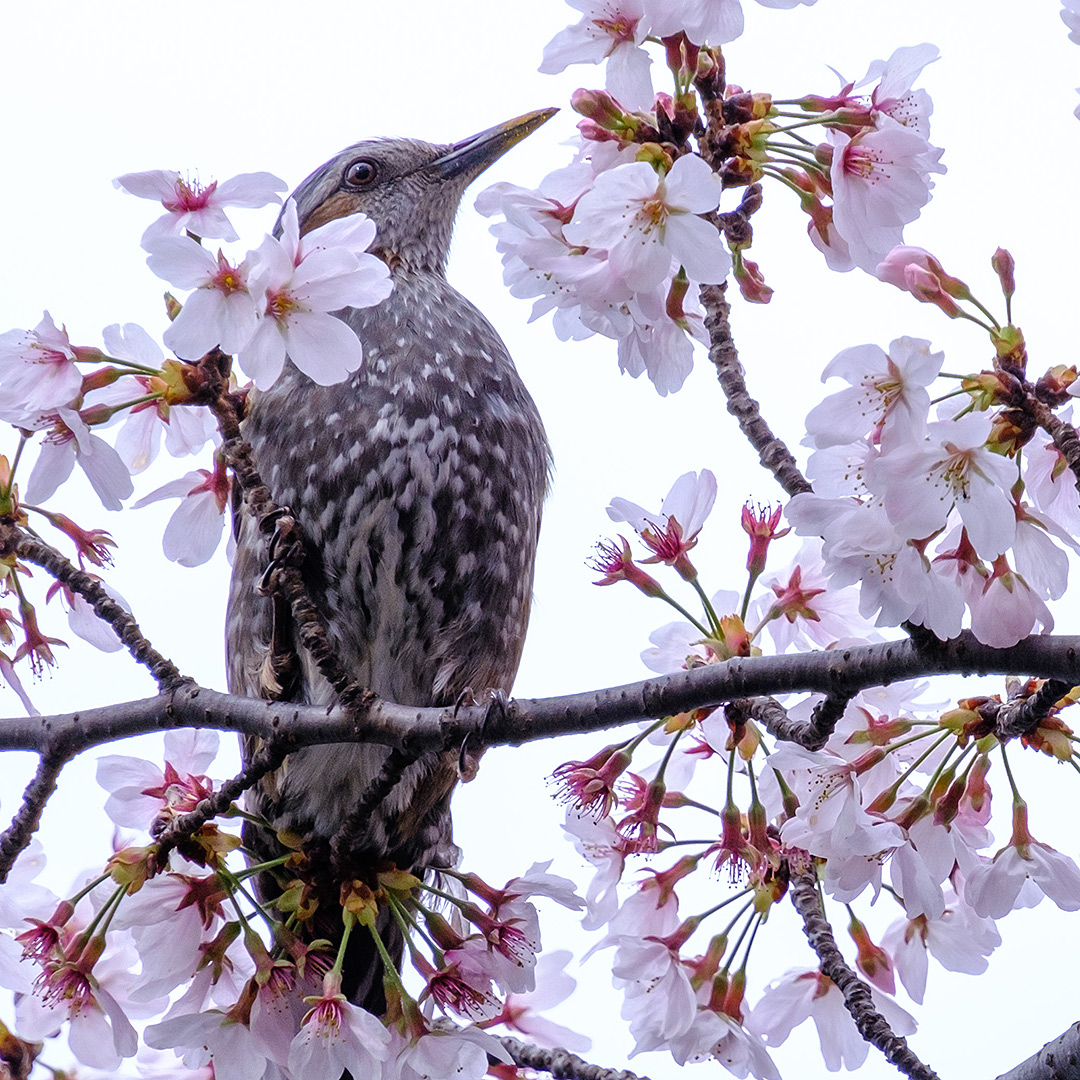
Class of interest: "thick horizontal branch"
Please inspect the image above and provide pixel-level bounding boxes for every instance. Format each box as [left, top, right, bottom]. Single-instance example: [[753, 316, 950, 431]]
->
[[997, 1021, 1080, 1080], [3, 632, 1080, 758]]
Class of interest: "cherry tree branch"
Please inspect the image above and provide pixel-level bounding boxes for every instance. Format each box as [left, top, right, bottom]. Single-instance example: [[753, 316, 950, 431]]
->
[[996, 1022, 1080, 1080], [498, 1036, 653, 1080], [2, 526, 187, 691], [208, 369, 373, 711], [0, 751, 68, 882], [788, 857, 941, 1080], [699, 280, 812, 499], [1, 632, 1077, 760]]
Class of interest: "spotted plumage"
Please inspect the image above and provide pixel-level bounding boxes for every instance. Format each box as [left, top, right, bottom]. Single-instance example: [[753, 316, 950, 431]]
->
[[225, 112, 553, 1008]]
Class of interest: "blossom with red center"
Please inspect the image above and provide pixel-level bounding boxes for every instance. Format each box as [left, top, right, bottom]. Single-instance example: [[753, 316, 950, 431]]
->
[[742, 502, 788, 581], [825, 124, 945, 272], [551, 742, 633, 817], [415, 955, 501, 1022], [588, 536, 664, 595], [146, 236, 260, 359], [540, 1, 653, 110], [608, 469, 717, 579], [134, 454, 231, 567], [114, 169, 287, 246], [564, 154, 728, 293], [0, 311, 84, 420]]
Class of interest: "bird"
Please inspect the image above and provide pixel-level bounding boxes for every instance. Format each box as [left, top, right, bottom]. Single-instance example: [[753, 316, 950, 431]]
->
[[224, 110, 554, 1011]]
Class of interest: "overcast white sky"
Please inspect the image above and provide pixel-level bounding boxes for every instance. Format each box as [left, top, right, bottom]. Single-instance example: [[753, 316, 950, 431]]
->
[[2, 2, 1080, 1077]]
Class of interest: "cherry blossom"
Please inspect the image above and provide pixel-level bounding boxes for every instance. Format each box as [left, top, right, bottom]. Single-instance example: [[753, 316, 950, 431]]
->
[[24, 408, 134, 511], [387, 1025, 511, 1080], [0, 312, 84, 420], [608, 468, 717, 574], [239, 200, 393, 389], [803, 336, 942, 451], [96, 728, 220, 831], [882, 889, 1000, 1004], [875, 246, 966, 317], [852, 43, 939, 137], [493, 950, 591, 1051], [287, 984, 391, 1080], [868, 411, 1017, 558], [562, 811, 625, 929], [827, 125, 945, 272], [134, 458, 230, 567], [145, 238, 260, 359], [145, 1007, 270, 1080], [963, 801, 1080, 919], [563, 155, 728, 292], [643, 0, 818, 46], [99, 324, 217, 473], [540, 1, 654, 110], [114, 170, 287, 246], [748, 969, 915, 1071]]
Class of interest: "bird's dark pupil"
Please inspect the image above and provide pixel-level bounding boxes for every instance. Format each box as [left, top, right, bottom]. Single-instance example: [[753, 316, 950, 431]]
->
[[348, 162, 375, 185]]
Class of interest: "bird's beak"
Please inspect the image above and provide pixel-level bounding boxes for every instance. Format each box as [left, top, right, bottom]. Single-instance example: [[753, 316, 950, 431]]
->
[[431, 108, 558, 182]]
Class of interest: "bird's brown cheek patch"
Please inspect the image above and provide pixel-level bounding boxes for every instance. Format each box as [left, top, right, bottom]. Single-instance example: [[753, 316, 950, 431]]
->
[[301, 192, 367, 234]]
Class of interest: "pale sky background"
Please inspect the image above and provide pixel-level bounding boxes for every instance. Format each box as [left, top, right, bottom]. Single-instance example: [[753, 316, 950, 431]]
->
[[2, 2, 1080, 1078]]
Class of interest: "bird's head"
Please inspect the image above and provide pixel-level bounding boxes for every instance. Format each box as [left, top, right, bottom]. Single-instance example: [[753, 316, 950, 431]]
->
[[287, 108, 556, 274]]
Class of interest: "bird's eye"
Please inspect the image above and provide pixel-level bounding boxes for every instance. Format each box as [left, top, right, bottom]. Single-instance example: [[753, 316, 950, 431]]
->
[[344, 159, 378, 187]]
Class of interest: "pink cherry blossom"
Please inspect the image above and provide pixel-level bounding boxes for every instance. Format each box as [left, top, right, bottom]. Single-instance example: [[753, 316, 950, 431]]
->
[[24, 408, 134, 511], [608, 468, 718, 572], [643, 0, 817, 46], [239, 200, 393, 389], [134, 459, 230, 567], [964, 801, 1080, 918], [882, 889, 1000, 1004], [562, 811, 625, 929], [564, 155, 728, 291], [145, 1008, 270, 1080], [0, 312, 84, 420], [114, 170, 287, 246], [804, 336, 942, 451], [287, 986, 391, 1080], [145, 237, 260, 359], [875, 246, 964, 317], [96, 728, 220, 831], [868, 411, 1016, 558], [827, 125, 945, 272], [853, 43, 940, 137], [494, 950, 592, 1051], [540, 1, 654, 110], [748, 969, 915, 1071]]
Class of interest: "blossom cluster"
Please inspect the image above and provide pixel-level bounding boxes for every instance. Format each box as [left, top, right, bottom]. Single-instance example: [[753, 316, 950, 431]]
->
[[787, 319, 1080, 648], [0, 730, 591, 1079], [0, 170, 393, 710], [568, 467, 1080, 1076], [478, 2, 944, 393]]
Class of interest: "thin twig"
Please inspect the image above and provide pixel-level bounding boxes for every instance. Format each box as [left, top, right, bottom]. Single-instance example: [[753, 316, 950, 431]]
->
[[498, 1036, 653, 1080], [4, 527, 187, 691], [0, 751, 67, 882], [154, 737, 290, 860], [1029, 397, 1080, 493], [210, 382, 373, 711], [788, 858, 941, 1080], [728, 692, 851, 751], [980, 678, 1071, 741], [699, 281, 812, 499]]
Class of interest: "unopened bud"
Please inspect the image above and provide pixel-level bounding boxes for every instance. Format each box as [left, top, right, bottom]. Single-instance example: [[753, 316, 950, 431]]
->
[[991, 247, 1015, 299]]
